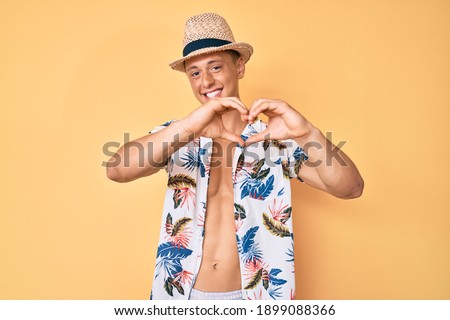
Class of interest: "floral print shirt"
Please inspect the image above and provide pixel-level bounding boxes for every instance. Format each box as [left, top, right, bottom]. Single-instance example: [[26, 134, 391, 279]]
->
[[148, 119, 308, 300]]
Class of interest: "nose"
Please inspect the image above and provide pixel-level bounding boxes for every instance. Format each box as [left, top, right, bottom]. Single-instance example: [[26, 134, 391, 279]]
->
[[201, 71, 215, 88]]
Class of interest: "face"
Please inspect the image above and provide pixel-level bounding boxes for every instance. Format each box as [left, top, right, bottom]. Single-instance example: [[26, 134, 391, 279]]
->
[[184, 51, 245, 104]]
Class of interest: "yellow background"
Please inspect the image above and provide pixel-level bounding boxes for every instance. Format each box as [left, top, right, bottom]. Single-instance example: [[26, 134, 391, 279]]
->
[[1, 0, 449, 299]]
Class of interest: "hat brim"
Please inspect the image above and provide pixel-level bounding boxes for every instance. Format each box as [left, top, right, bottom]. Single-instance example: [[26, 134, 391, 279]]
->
[[169, 42, 253, 72]]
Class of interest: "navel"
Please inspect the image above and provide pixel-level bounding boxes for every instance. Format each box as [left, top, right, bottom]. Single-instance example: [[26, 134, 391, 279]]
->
[[212, 262, 219, 269]]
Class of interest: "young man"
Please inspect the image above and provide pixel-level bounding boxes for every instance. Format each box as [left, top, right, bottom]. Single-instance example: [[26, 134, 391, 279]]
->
[[107, 13, 364, 300]]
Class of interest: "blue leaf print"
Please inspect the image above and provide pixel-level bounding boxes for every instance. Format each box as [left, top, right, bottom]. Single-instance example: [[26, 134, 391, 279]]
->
[[241, 184, 250, 199], [286, 246, 294, 263], [293, 146, 308, 162], [269, 268, 282, 277], [270, 277, 287, 286], [241, 124, 257, 142], [268, 286, 283, 299], [181, 150, 198, 172], [277, 188, 285, 197], [239, 227, 263, 263], [157, 242, 193, 260], [274, 158, 281, 165], [249, 175, 274, 200], [162, 120, 174, 127], [155, 258, 183, 279], [241, 227, 258, 253], [199, 162, 206, 178], [198, 147, 207, 178]]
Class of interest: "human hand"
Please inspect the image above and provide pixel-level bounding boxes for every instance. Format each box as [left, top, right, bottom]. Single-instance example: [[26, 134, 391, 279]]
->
[[243, 98, 314, 146], [181, 97, 248, 145]]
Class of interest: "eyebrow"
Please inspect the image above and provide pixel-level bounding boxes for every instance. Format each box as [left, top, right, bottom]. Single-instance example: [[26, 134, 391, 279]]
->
[[186, 59, 223, 72]]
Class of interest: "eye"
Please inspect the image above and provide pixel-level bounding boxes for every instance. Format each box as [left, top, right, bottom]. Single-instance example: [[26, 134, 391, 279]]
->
[[211, 65, 222, 72], [191, 71, 200, 78]]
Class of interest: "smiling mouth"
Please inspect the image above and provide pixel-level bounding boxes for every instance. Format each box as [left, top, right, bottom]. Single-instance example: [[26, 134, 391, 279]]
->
[[203, 89, 222, 99]]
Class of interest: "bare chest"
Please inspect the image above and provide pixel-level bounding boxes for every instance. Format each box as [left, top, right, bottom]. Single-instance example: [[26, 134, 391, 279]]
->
[[207, 140, 236, 196]]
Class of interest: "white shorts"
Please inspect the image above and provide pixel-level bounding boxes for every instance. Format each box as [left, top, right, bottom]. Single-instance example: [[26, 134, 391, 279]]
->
[[189, 288, 242, 300]]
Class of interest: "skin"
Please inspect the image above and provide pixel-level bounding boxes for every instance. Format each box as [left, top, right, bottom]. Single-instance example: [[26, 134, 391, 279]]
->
[[106, 50, 364, 293]]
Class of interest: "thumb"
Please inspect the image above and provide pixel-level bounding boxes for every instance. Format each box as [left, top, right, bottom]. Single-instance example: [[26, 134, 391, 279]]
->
[[220, 129, 245, 146], [243, 129, 271, 147]]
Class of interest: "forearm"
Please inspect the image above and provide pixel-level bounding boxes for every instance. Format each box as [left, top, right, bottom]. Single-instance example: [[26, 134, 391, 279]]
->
[[106, 120, 194, 182], [295, 127, 364, 198]]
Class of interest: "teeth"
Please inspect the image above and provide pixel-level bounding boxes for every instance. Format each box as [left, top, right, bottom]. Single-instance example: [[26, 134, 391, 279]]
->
[[206, 89, 221, 98]]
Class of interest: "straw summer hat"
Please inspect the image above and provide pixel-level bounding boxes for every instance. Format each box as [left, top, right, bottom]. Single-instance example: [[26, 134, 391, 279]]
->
[[169, 12, 254, 72]]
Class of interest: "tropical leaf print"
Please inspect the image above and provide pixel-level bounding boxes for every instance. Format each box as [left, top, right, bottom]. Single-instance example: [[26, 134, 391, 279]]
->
[[170, 277, 185, 295], [244, 268, 263, 290], [234, 203, 246, 231], [292, 146, 307, 161], [155, 242, 192, 287], [251, 159, 265, 177], [249, 175, 275, 200], [172, 217, 192, 236], [165, 213, 173, 235], [164, 278, 174, 296], [234, 203, 246, 220], [285, 245, 294, 263], [197, 202, 206, 228], [262, 212, 290, 237], [164, 277, 184, 296], [279, 207, 292, 224], [180, 149, 199, 172], [255, 168, 270, 181], [262, 269, 269, 290], [293, 147, 308, 175], [157, 242, 193, 260], [168, 174, 196, 209], [270, 276, 287, 286], [268, 286, 283, 299], [237, 226, 263, 263], [172, 190, 182, 209], [244, 258, 269, 290], [168, 174, 196, 189], [268, 198, 291, 223], [241, 227, 258, 255], [281, 160, 290, 179], [294, 159, 303, 176], [198, 147, 209, 178], [262, 139, 287, 151], [155, 257, 183, 280], [271, 139, 287, 150], [235, 152, 245, 176], [173, 270, 194, 286], [165, 216, 192, 249], [269, 268, 282, 277]]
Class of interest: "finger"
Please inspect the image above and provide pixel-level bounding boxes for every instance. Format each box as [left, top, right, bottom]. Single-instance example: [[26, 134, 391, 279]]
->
[[248, 98, 273, 113], [248, 101, 277, 123], [220, 129, 245, 146], [243, 128, 271, 147], [213, 99, 248, 116], [213, 97, 247, 113], [223, 97, 248, 112]]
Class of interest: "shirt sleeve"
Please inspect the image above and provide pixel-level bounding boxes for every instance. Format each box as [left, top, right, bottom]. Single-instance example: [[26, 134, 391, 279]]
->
[[148, 119, 176, 134], [285, 139, 309, 182]]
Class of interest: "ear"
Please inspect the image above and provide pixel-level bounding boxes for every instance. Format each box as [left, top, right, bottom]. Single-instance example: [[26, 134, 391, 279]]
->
[[237, 57, 246, 79]]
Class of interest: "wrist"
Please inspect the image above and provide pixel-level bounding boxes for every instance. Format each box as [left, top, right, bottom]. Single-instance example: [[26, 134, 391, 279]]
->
[[174, 118, 197, 141]]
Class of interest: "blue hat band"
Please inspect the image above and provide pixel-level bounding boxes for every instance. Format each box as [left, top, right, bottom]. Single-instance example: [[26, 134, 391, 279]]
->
[[183, 38, 232, 57]]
